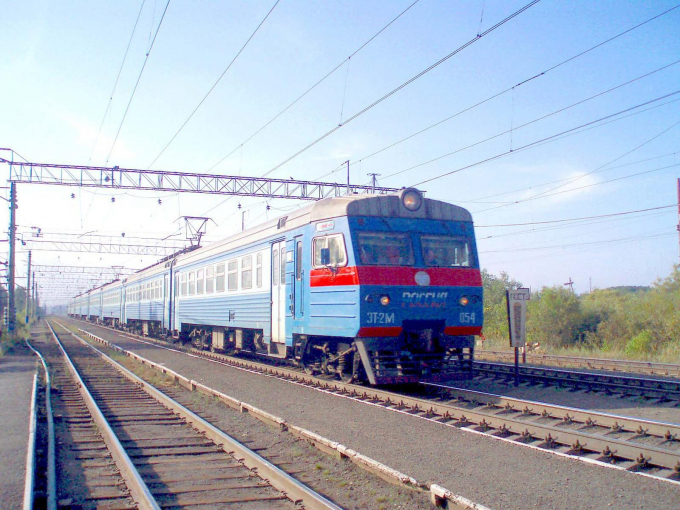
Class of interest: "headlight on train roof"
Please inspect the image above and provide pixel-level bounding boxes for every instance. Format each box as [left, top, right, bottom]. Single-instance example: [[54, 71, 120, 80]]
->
[[459, 296, 469, 306], [400, 188, 423, 212], [380, 295, 390, 306]]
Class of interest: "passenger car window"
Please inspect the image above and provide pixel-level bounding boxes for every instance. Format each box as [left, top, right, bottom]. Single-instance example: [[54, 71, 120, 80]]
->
[[206, 266, 214, 293], [357, 232, 414, 266], [228, 260, 238, 291], [216, 264, 226, 292], [180, 274, 187, 297], [273, 250, 279, 286], [188, 271, 195, 296], [296, 241, 302, 280], [280, 247, 286, 285], [256, 253, 262, 288], [421, 235, 473, 267], [313, 234, 347, 268], [241, 256, 252, 290]]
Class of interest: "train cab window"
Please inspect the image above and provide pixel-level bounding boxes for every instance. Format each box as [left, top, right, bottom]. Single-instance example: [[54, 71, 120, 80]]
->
[[421, 235, 473, 267], [272, 250, 279, 286], [241, 256, 252, 290], [206, 266, 214, 293], [228, 260, 238, 291], [188, 272, 196, 296], [312, 234, 347, 268], [357, 232, 414, 266], [296, 241, 302, 280], [180, 274, 187, 297], [216, 264, 226, 292], [197, 269, 204, 295], [256, 253, 263, 288]]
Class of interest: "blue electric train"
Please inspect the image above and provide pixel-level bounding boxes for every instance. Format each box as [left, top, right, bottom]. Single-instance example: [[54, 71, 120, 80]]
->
[[69, 189, 483, 384]]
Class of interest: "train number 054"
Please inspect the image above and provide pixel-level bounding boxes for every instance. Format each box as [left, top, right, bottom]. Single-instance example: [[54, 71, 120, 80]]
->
[[459, 312, 476, 324]]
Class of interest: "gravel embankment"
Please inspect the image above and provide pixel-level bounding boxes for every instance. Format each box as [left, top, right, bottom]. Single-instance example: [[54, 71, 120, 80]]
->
[[64, 319, 680, 510]]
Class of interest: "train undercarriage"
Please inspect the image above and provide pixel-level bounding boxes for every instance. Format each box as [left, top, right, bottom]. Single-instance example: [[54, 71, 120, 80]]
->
[[74, 316, 474, 385]]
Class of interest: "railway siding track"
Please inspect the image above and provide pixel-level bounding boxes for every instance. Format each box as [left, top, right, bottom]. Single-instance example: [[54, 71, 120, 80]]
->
[[72, 321, 680, 484], [46, 320, 342, 510], [477, 350, 680, 378], [473, 360, 680, 401]]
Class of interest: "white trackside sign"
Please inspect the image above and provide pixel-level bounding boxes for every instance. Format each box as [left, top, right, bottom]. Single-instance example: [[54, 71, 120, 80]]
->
[[507, 288, 530, 348]]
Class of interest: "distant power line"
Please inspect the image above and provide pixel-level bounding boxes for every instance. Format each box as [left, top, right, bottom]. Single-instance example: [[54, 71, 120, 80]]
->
[[106, 0, 172, 164], [206, 0, 423, 173], [476, 203, 679, 228], [147, 0, 282, 169], [258, 0, 542, 179], [89, 0, 147, 164]]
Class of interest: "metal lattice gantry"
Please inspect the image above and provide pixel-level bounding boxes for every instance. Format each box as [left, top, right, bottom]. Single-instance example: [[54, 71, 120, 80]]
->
[[23, 239, 186, 255], [2, 158, 400, 199], [32, 265, 137, 275]]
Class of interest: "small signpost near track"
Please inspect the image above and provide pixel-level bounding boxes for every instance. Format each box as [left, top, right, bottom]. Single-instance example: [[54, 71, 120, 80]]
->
[[506, 288, 530, 386]]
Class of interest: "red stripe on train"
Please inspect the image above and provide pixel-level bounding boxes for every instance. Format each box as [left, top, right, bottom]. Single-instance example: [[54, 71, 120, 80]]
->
[[444, 326, 482, 336], [357, 327, 403, 338], [309, 266, 482, 287]]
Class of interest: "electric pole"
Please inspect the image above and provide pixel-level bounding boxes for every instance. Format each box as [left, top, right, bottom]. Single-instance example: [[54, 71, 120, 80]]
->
[[677, 178, 679, 263], [346, 160, 350, 195], [8, 182, 16, 335], [32, 271, 36, 320], [564, 277, 574, 293], [367, 173, 381, 193], [25, 251, 31, 324]]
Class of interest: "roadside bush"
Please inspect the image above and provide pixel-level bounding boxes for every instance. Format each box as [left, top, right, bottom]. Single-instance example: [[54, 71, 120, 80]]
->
[[624, 330, 654, 357]]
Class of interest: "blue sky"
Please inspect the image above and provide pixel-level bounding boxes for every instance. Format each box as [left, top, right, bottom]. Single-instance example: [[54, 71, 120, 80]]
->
[[2, 0, 679, 303]]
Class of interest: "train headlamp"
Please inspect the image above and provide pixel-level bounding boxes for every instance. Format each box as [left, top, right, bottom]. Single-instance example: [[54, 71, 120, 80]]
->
[[380, 295, 391, 306], [459, 296, 469, 306], [400, 188, 423, 212]]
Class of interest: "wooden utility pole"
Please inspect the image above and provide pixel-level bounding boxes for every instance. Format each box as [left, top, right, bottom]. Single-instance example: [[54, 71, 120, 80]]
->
[[8, 182, 16, 334], [564, 277, 574, 293], [677, 178, 679, 263]]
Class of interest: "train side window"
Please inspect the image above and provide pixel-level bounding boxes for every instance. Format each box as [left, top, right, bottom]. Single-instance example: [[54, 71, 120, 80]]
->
[[197, 269, 204, 295], [280, 247, 286, 285], [180, 274, 187, 297], [241, 256, 252, 290], [256, 252, 263, 288], [272, 250, 279, 286], [312, 234, 347, 268], [296, 241, 302, 280], [175, 275, 179, 297], [188, 271, 195, 296], [227, 260, 238, 291], [216, 264, 226, 292], [205, 266, 214, 293]]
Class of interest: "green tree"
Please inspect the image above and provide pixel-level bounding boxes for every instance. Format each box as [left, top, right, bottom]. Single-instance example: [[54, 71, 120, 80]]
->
[[526, 286, 583, 348], [481, 269, 522, 340]]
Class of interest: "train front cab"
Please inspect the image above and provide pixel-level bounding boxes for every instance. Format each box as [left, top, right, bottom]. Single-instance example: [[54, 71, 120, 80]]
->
[[297, 189, 483, 385]]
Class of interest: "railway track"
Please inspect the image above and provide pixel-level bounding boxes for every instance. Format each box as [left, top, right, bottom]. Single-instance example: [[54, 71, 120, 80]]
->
[[41, 320, 341, 509], [477, 350, 680, 378], [473, 360, 680, 401], [70, 319, 680, 484]]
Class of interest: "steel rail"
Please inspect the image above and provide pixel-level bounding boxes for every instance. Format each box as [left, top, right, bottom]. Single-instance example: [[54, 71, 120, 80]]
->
[[22, 371, 38, 510], [46, 321, 161, 510], [474, 360, 680, 400], [25, 338, 57, 510], [71, 320, 680, 482], [477, 350, 680, 378], [52, 320, 343, 510]]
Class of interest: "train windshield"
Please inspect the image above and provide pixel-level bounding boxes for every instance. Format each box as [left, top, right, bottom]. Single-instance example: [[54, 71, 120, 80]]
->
[[421, 235, 474, 267], [357, 232, 415, 266]]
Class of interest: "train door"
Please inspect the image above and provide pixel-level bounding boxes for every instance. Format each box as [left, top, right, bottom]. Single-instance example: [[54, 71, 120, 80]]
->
[[293, 236, 304, 320], [271, 241, 286, 343]]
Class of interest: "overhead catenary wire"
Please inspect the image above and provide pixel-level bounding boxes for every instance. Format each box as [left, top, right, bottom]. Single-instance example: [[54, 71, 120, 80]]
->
[[105, 0, 172, 164], [89, 0, 147, 164], [476, 203, 679, 228], [376, 60, 680, 183], [459, 150, 679, 204], [205, 0, 423, 172], [313, 3, 680, 182], [406, 91, 680, 189], [257, 0, 542, 179], [146, 0, 282, 169]]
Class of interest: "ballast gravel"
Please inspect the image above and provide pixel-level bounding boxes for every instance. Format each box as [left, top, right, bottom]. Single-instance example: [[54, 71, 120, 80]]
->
[[65, 319, 680, 510]]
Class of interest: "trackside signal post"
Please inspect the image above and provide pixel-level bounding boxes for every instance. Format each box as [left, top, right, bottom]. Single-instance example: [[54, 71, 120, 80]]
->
[[507, 288, 530, 386]]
